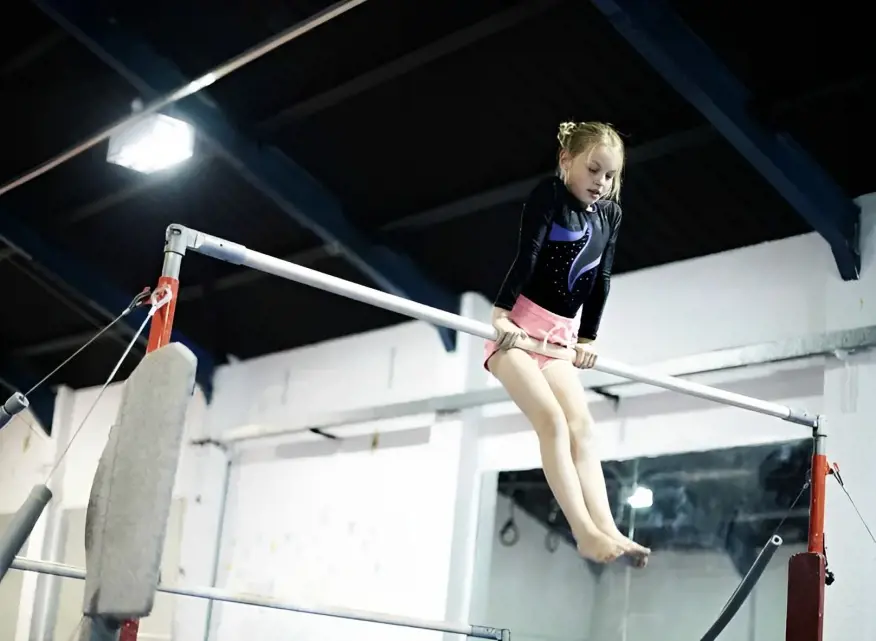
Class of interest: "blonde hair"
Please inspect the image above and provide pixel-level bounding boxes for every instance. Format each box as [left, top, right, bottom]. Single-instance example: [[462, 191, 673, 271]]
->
[[557, 121, 625, 201]]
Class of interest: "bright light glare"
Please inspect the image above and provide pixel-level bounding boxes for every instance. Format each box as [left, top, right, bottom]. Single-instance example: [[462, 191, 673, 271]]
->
[[626, 485, 653, 509], [107, 114, 195, 174]]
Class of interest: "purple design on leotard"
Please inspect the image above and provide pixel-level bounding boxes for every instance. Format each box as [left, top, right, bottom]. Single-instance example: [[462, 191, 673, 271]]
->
[[548, 222, 587, 242], [547, 220, 603, 291], [569, 251, 602, 292], [567, 224, 603, 292]]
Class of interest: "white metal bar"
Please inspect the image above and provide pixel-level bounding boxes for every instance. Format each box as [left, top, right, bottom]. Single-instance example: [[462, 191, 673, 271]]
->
[[177, 225, 818, 428], [10, 557, 507, 640]]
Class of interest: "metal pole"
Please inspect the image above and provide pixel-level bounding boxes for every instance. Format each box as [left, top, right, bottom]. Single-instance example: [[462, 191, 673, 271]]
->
[[10, 557, 509, 641], [146, 224, 189, 351], [114, 217, 192, 640], [113, 226, 189, 640], [0, 0, 370, 198], [699, 535, 783, 641], [203, 451, 233, 641], [807, 417, 828, 555], [178, 225, 818, 428]]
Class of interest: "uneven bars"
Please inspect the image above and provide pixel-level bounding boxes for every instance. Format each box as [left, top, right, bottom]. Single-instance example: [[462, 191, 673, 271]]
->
[[10, 557, 509, 640], [168, 224, 818, 427], [153, 223, 828, 641]]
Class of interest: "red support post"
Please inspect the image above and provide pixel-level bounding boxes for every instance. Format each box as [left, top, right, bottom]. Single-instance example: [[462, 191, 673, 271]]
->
[[146, 277, 180, 353], [119, 276, 180, 641], [119, 619, 141, 641], [786, 423, 829, 641], [808, 451, 828, 556]]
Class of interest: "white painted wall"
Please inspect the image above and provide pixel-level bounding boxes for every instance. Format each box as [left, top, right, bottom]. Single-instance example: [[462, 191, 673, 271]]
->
[[0, 409, 54, 514], [199, 297, 486, 641], [485, 495, 596, 641], [0, 193, 873, 641], [207, 319, 467, 435], [213, 427, 465, 641], [822, 351, 876, 641], [593, 231, 832, 366]]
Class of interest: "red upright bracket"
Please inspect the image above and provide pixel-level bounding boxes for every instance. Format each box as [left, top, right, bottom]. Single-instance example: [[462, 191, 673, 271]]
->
[[146, 277, 180, 352], [786, 417, 829, 641], [807, 452, 829, 556], [119, 619, 141, 641], [121, 275, 180, 640]]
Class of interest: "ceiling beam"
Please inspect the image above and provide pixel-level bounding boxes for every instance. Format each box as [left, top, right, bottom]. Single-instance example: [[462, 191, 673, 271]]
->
[[0, 209, 217, 399], [256, 0, 562, 129], [34, 0, 460, 351], [590, 0, 861, 281]]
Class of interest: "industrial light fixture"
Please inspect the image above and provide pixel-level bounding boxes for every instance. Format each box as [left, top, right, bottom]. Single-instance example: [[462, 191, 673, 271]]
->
[[107, 100, 195, 174], [626, 485, 653, 509]]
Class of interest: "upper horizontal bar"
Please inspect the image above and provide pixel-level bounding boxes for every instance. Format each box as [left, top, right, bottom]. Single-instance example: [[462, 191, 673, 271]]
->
[[11, 556, 507, 640], [168, 224, 818, 428]]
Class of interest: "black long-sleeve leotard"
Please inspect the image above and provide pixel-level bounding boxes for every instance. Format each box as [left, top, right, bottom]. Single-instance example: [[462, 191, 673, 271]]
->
[[494, 176, 622, 342]]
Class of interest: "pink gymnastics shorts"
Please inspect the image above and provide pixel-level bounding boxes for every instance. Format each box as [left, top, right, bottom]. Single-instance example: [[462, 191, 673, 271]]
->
[[484, 295, 577, 371]]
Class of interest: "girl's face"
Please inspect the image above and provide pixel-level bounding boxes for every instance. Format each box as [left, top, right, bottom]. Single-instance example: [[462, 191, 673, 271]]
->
[[561, 143, 622, 206]]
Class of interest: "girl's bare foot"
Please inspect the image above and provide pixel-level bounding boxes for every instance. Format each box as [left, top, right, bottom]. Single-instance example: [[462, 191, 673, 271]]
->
[[594, 522, 650, 554], [574, 529, 626, 563], [602, 528, 650, 566], [628, 553, 649, 568]]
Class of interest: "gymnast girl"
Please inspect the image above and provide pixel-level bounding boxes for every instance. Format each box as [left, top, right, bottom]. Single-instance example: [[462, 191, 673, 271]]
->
[[484, 121, 650, 566]]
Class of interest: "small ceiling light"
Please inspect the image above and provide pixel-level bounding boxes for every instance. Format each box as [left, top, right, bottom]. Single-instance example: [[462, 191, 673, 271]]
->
[[107, 106, 195, 174]]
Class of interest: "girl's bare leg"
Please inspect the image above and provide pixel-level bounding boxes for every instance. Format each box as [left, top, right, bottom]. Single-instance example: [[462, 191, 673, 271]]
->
[[541, 360, 651, 562], [488, 348, 624, 563]]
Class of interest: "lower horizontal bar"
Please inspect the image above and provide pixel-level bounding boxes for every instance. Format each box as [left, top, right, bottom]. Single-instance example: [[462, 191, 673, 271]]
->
[[176, 225, 817, 427], [11, 557, 507, 640]]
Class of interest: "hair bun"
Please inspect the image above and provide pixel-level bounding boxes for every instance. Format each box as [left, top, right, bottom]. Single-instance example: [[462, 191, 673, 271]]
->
[[557, 121, 580, 145]]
